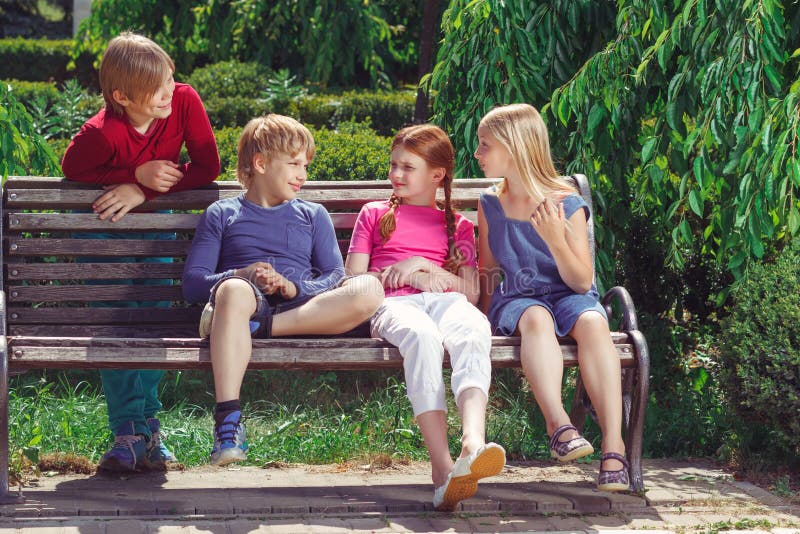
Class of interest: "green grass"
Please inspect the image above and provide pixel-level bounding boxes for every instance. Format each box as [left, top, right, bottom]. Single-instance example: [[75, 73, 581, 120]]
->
[[8, 368, 573, 469]]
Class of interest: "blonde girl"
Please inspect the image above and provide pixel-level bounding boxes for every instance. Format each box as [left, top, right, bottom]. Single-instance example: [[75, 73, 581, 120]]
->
[[475, 103, 628, 491], [345, 124, 506, 511]]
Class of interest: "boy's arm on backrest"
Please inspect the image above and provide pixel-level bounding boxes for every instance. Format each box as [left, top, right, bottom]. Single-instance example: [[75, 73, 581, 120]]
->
[[167, 85, 220, 193], [291, 205, 345, 298], [61, 124, 138, 184]]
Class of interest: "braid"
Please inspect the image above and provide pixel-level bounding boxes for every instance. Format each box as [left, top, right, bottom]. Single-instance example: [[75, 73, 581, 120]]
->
[[379, 193, 401, 243], [441, 175, 465, 274]]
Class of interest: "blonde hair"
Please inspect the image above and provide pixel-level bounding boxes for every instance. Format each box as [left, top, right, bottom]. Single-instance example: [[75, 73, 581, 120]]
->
[[479, 103, 575, 202], [236, 114, 316, 189], [100, 32, 175, 116], [379, 124, 465, 274]]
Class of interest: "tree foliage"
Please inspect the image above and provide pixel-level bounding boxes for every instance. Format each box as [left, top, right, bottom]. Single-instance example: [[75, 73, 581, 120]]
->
[[430, 0, 800, 300], [73, 0, 422, 88]]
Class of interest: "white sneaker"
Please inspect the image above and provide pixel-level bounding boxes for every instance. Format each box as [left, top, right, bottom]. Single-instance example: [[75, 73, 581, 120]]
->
[[432, 442, 506, 511], [199, 301, 214, 338]]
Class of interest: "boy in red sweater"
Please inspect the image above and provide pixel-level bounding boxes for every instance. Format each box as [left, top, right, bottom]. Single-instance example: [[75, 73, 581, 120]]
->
[[61, 32, 220, 472]]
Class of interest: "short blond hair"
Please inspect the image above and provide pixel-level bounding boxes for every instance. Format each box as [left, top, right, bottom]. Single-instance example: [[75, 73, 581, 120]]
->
[[236, 115, 316, 189], [100, 32, 175, 116]]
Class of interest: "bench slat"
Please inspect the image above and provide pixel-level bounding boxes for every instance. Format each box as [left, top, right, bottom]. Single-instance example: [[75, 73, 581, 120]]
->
[[7, 284, 184, 302], [7, 337, 636, 370], [4, 177, 498, 191], [6, 307, 199, 324], [6, 188, 483, 211], [6, 262, 185, 280], [5, 212, 477, 232], [4, 238, 191, 257], [6, 213, 201, 232]]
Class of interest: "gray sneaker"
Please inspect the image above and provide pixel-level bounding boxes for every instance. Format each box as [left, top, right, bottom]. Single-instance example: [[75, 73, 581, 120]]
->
[[210, 410, 248, 467]]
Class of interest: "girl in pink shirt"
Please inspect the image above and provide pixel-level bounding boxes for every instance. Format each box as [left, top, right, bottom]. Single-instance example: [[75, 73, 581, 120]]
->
[[346, 124, 505, 511]]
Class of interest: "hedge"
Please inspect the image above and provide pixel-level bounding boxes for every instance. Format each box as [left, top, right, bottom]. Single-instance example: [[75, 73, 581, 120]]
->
[[0, 38, 95, 86], [204, 91, 414, 134], [214, 123, 391, 183]]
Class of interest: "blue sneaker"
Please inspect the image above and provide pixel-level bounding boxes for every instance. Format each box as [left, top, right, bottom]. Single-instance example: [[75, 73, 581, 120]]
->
[[210, 411, 248, 466], [98, 421, 148, 472], [146, 417, 177, 466]]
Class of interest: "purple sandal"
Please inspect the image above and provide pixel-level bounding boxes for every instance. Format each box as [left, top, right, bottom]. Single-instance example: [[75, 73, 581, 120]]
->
[[548, 424, 594, 462], [597, 452, 630, 492]]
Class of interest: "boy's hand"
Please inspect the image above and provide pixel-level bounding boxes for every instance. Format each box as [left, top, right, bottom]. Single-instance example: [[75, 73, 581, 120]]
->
[[93, 183, 146, 222], [135, 160, 184, 192], [380, 256, 428, 288], [409, 270, 452, 293], [530, 199, 566, 249], [254, 264, 298, 300]]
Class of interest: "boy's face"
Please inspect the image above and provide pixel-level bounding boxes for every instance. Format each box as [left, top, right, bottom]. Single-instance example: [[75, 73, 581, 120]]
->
[[115, 73, 175, 125], [255, 151, 310, 203]]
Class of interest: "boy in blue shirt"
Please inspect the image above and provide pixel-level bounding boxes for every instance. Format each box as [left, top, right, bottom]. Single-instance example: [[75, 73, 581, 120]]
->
[[183, 114, 383, 466]]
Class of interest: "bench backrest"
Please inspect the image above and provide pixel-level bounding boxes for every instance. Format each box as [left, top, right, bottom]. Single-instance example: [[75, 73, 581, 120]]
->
[[1, 175, 593, 338]]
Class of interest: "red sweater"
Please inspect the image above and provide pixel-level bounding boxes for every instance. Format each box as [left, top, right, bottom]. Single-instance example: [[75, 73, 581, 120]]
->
[[61, 83, 220, 200]]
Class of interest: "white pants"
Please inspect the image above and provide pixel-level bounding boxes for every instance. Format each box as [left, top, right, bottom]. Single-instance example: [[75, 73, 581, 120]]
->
[[371, 292, 492, 415]]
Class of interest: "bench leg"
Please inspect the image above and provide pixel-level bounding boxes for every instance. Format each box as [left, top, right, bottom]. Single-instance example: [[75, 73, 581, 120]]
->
[[626, 329, 650, 493], [0, 335, 22, 503]]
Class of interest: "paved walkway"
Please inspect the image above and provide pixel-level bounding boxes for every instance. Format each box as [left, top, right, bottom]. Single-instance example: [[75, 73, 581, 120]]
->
[[0, 459, 797, 532]]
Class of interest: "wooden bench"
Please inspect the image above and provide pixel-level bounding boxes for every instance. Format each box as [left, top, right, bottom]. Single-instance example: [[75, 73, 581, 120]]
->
[[0, 174, 650, 501]]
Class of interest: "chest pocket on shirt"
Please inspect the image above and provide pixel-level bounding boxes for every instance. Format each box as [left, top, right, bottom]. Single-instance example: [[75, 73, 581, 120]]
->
[[286, 223, 313, 256]]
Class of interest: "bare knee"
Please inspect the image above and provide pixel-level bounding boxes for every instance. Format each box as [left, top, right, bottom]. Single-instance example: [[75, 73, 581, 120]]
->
[[570, 311, 610, 343], [517, 306, 554, 336], [214, 278, 257, 314], [343, 274, 384, 318]]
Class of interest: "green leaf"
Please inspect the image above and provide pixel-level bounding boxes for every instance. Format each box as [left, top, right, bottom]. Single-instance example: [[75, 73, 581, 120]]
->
[[689, 189, 704, 217], [679, 219, 692, 242], [693, 157, 705, 189], [587, 104, 606, 135], [789, 206, 800, 234], [641, 137, 658, 164]]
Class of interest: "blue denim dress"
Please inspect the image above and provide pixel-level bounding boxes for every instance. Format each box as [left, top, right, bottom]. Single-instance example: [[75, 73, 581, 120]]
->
[[480, 191, 606, 337]]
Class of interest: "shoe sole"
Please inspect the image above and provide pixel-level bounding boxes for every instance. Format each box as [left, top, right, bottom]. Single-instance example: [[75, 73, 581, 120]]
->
[[598, 482, 630, 492], [98, 456, 157, 473], [437, 445, 506, 512], [210, 449, 247, 467], [551, 442, 594, 462]]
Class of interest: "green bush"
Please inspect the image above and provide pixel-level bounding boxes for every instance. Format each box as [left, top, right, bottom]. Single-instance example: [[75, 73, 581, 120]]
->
[[203, 90, 413, 133], [1, 79, 59, 107], [214, 123, 390, 183], [331, 91, 414, 136], [0, 38, 95, 86], [185, 60, 271, 100], [309, 123, 391, 181], [718, 239, 800, 456], [1, 83, 61, 178]]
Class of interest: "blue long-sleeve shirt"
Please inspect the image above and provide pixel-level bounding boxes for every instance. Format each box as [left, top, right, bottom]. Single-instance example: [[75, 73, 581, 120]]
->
[[182, 196, 345, 304]]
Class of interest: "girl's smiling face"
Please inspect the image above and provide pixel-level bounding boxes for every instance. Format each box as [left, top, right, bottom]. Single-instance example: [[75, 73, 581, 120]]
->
[[388, 146, 444, 206], [474, 125, 514, 178]]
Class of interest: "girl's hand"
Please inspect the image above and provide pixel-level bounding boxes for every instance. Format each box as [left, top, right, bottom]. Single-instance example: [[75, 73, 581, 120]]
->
[[530, 199, 567, 249], [93, 183, 146, 222], [380, 256, 428, 288], [409, 270, 452, 293]]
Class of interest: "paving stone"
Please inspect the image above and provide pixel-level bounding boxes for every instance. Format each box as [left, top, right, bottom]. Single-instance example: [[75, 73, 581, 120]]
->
[[105, 519, 146, 534], [465, 515, 523, 532], [226, 519, 273, 533]]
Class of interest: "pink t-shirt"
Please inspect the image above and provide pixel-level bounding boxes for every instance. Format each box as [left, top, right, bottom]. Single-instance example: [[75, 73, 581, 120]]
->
[[348, 200, 477, 297]]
